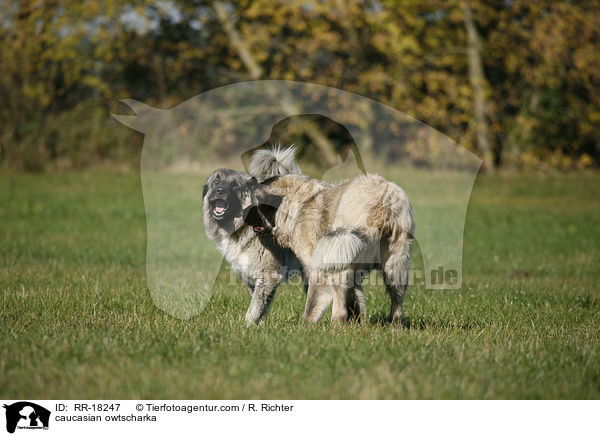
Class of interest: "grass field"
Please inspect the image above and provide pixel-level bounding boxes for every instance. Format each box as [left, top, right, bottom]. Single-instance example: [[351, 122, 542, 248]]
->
[[1, 171, 599, 399]]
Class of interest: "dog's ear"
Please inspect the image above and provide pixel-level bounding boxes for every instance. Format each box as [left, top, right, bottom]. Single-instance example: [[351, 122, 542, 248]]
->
[[239, 176, 282, 210], [252, 184, 282, 210], [202, 184, 208, 199], [239, 177, 256, 211], [231, 177, 259, 233]]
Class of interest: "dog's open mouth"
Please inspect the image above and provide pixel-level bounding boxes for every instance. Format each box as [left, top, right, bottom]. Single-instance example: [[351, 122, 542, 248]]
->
[[210, 199, 229, 219]]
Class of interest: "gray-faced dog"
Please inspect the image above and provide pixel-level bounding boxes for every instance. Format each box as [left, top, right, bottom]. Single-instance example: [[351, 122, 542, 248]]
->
[[203, 147, 304, 324], [244, 173, 414, 325]]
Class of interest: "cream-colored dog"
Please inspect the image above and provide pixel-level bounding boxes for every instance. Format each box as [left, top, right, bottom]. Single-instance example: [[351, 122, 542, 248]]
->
[[245, 170, 414, 324]]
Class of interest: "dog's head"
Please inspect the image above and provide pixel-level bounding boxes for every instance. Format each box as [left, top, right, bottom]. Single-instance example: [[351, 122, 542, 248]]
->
[[203, 168, 253, 234], [242, 178, 283, 234], [203, 169, 282, 234]]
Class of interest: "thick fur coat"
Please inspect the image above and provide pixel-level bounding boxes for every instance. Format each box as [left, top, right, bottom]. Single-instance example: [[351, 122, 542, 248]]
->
[[245, 172, 414, 324], [202, 148, 304, 324]]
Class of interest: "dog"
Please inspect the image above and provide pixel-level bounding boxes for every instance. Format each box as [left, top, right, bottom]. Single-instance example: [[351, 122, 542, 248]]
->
[[244, 172, 414, 324], [203, 147, 305, 324]]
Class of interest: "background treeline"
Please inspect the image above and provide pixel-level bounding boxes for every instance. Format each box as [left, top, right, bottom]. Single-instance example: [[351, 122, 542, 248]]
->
[[0, 0, 598, 171]]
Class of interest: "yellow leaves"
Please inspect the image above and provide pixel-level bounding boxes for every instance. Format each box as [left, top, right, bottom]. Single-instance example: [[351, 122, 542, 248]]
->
[[85, 1, 101, 17], [359, 69, 391, 94], [81, 75, 111, 98], [577, 154, 594, 169], [23, 81, 44, 100], [0, 0, 598, 169], [588, 111, 600, 125]]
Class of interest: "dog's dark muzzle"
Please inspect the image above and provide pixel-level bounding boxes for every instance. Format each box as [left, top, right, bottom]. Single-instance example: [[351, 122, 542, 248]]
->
[[244, 206, 273, 234]]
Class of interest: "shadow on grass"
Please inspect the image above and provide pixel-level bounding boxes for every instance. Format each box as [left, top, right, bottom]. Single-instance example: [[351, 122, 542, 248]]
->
[[368, 311, 483, 331]]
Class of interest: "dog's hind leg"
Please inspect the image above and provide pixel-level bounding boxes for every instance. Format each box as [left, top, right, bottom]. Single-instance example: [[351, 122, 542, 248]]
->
[[343, 269, 365, 322], [331, 286, 348, 323], [330, 268, 364, 322], [382, 233, 413, 325], [382, 272, 405, 324], [331, 269, 363, 323], [303, 281, 333, 323], [346, 284, 365, 321]]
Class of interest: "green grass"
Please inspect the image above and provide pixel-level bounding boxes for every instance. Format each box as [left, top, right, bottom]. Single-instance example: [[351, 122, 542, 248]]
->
[[1, 171, 599, 399]]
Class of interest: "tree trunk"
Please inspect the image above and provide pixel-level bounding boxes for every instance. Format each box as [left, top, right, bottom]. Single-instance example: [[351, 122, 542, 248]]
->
[[211, 1, 338, 165], [463, 0, 495, 172], [211, 1, 263, 80], [153, 54, 167, 102]]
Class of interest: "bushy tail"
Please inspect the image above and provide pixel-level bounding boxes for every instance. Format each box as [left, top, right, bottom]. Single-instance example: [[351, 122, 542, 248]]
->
[[311, 228, 376, 272], [248, 145, 302, 181]]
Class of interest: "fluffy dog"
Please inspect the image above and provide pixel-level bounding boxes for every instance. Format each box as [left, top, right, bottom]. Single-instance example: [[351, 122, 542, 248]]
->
[[244, 173, 414, 324], [203, 147, 304, 324]]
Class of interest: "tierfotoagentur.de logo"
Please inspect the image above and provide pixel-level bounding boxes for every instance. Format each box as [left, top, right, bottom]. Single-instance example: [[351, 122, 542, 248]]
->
[[3, 402, 50, 434]]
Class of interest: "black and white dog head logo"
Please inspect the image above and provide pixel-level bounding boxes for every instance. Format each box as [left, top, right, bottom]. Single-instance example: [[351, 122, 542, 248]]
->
[[3, 402, 50, 433]]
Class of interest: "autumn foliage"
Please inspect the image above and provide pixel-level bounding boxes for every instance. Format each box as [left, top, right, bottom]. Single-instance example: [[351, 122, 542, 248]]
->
[[0, 0, 598, 170]]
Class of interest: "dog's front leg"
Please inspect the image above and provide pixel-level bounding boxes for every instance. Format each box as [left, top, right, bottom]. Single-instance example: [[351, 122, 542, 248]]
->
[[245, 272, 281, 325]]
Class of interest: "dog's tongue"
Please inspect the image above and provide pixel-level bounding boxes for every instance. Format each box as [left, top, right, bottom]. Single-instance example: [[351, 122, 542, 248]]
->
[[215, 206, 225, 213], [253, 226, 265, 232]]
